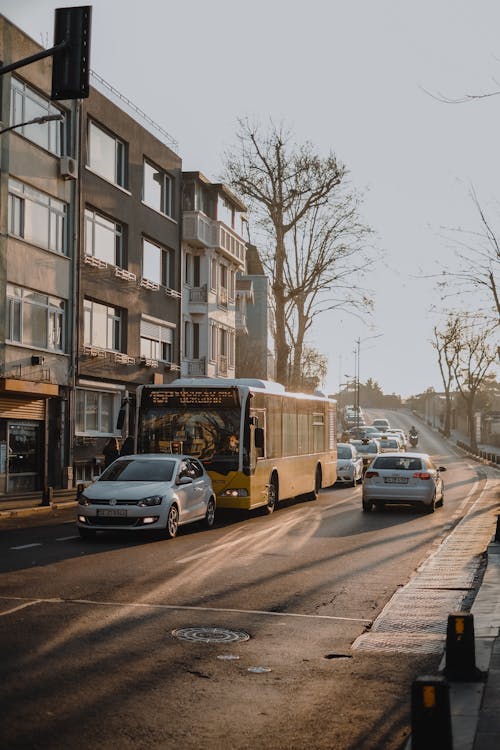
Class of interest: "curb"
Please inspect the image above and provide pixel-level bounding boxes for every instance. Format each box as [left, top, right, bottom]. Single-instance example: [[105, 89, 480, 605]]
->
[[0, 500, 77, 520]]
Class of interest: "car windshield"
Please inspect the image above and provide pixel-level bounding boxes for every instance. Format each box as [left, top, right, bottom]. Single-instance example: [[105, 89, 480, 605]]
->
[[337, 446, 353, 459], [99, 459, 176, 482], [383, 439, 399, 449], [355, 442, 377, 453], [373, 456, 423, 471]]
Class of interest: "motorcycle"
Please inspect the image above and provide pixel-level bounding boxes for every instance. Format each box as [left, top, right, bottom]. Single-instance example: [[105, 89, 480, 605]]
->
[[409, 433, 418, 448]]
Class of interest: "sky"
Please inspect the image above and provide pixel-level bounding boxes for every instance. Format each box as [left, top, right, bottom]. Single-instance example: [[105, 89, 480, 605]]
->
[[3, 0, 500, 397]]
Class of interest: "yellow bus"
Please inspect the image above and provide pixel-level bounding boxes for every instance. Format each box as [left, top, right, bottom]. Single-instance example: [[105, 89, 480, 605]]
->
[[135, 378, 337, 513]]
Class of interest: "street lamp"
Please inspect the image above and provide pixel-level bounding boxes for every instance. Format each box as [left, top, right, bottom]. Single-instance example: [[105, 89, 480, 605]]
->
[[0, 113, 64, 135], [355, 334, 383, 427]]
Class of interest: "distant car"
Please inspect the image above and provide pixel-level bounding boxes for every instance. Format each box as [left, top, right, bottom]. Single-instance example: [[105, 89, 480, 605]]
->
[[336, 443, 364, 486], [371, 418, 390, 432], [77, 454, 216, 539], [386, 429, 408, 450], [350, 438, 381, 472], [362, 452, 446, 513], [362, 426, 382, 437], [378, 435, 403, 453]]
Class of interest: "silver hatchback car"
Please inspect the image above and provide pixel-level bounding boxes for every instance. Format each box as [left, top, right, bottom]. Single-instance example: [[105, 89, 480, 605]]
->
[[77, 454, 216, 539], [362, 452, 446, 513]]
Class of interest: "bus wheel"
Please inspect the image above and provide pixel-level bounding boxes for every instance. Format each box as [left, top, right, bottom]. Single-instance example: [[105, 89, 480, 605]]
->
[[266, 476, 278, 514], [304, 466, 321, 501]]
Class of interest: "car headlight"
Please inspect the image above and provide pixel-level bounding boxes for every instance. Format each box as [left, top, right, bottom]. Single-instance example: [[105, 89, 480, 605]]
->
[[138, 495, 163, 507], [78, 493, 91, 506]]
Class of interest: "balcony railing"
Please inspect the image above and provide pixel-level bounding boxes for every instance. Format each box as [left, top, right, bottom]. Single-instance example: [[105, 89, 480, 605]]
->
[[189, 284, 208, 303], [217, 355, 228, 375], [187, 357, 206, 376], [218, 288, 228, 309]]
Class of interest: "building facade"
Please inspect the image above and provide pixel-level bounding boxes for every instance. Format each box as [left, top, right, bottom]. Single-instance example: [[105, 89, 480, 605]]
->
[[73, 78, 183, 483], [181, 172, 247, 378], [0, 15, 78, 494]]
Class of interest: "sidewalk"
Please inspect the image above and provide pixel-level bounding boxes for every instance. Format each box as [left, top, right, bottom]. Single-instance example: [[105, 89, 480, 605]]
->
[[0, 487, 77, 520]]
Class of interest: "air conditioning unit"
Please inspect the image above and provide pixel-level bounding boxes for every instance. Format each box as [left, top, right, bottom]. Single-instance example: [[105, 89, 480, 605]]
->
[[60, 156, 78, 180]]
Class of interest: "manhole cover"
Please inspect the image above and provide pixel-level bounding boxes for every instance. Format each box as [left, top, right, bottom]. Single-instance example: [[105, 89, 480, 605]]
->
[[172, 627, 250, 644]]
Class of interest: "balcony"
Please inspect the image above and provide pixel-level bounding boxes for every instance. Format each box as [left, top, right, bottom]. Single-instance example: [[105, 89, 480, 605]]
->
[[217, 355, 228, 376], [189, 285, 208, 304], [183, 211, 245, 269]]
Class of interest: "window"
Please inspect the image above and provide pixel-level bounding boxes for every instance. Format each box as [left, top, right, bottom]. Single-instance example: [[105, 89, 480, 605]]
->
[[140, 317, 173, 362], [10, 77, 63, 156], [85, 208, 123, 266], [210, 323, 217, 361], [142, 238, 173, 287], [211, 258, 217, 291], [88, 121, 126, 187], [143, 160, 173, 217], [6, 285, 65, 351], [75, 389, 119, 435], [185, 253, 200, 286], [8, 179, 67, 254], [84, 299, 122, 351], [218, 196, 235, 228]]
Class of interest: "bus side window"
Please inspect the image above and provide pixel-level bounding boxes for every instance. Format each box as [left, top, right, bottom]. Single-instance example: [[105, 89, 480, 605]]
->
[[255, 427, 265, 457]]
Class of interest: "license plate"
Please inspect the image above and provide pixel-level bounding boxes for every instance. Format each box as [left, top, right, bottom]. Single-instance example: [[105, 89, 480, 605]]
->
[[96, 509, 127, 517], [384, 477, 408, 484]]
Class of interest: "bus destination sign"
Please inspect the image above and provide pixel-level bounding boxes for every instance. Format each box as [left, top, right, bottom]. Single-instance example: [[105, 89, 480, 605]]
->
[[144, 387, 240, 408]]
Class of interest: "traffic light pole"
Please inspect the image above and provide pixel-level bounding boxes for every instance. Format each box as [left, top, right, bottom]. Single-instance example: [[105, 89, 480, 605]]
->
[[0, 41, 67, 77]]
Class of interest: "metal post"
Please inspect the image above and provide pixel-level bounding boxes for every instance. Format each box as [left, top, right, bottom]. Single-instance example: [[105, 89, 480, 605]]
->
[[411, 675, 453, 750]]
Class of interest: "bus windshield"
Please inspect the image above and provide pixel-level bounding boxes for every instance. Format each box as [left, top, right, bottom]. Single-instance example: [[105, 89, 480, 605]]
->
[[137, 387, 242, 472]]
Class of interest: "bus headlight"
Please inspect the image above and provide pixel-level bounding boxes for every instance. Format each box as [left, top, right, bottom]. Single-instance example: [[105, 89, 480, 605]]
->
[[220, 489, 248, 497]]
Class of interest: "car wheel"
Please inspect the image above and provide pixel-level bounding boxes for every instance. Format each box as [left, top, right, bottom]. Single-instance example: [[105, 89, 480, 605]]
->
[[204, 497, 216, 528], [362, 499, 372, 512], [266, 475, 278, 514], [436, 483, 444, 508], [165, 504, 179, 538], [78, 526, 96, 539], [425, 494, 436, 514]]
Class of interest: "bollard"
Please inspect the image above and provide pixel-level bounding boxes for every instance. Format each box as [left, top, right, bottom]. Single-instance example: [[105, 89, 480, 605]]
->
[[495, 514, 500, 542], [41, 485, 54, 507], [411, 675, 452, 750], [444, 612, 483, 681]]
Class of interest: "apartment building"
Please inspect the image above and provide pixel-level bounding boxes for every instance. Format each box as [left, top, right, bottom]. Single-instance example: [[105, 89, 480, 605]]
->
[[0, 15, 78, 494], [181, 172, 247, 378], [74, 77, 182, 482]]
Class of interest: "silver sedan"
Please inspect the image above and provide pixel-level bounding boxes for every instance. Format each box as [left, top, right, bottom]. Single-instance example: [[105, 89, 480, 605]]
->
[[336, 443, 364, 486], [77, 454, 216, 539], [362, 452, 446, 513]]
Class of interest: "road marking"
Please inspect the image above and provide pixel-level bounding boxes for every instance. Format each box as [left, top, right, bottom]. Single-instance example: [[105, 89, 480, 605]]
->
[[56, 535, 79, 541], [0, 595, 372, 624], [0, 600, 42, 617], [11, 543, 42, 550]]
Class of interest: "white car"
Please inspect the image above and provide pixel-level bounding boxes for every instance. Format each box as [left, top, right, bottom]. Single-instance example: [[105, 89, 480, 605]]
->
[[362, 452, 446, 513], [336, 443, 364, 486], [77, 454, 216, 539]]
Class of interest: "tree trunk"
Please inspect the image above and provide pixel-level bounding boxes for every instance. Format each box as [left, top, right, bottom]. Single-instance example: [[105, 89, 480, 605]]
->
[[274, 228, 289, 386], [443, 390, 451, 437], [467, 400, 477, 452]]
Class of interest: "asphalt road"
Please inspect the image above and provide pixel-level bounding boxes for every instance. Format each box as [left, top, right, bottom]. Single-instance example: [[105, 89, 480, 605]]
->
[[0, 410, 494, 750]]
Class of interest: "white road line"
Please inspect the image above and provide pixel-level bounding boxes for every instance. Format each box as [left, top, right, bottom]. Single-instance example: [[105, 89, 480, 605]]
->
[[56, 536, 79, 541], [0, 595, 371, 624], [11, 543, 42, 550], [0, 600, 41, 617]]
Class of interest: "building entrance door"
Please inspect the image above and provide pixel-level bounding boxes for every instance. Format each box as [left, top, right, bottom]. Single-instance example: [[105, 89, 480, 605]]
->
[[8, 421, 41, 493]]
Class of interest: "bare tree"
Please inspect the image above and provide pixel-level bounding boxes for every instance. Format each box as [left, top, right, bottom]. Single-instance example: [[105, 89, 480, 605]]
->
[[432, 316, 461, 436], [223, 118, 349, 385], [437, 186, 500, 329], [451, 317, 497, 451], [284, 198, 373, 388]]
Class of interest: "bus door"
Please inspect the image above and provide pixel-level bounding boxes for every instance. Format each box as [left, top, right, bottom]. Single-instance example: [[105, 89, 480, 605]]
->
[[250, 409, 266, 472]]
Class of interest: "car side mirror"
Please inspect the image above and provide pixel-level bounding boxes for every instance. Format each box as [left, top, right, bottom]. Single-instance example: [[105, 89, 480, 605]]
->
[[177, 476, 193, 485], [255, 427, 264, 450]]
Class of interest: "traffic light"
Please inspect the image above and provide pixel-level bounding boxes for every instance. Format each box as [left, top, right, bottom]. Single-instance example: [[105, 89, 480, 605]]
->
[[51, 6, 92, 100]]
